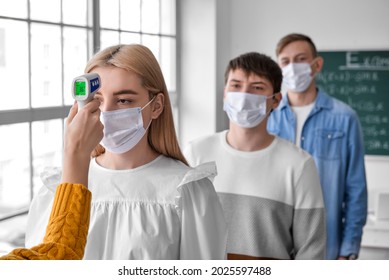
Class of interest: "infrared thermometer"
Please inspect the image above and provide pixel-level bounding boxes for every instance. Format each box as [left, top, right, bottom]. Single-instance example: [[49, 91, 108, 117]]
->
[[72, 73, 101, 110]]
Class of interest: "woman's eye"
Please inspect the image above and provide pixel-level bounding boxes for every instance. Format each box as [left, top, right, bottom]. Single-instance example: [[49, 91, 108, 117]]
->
[[118, 99, 130, 104]]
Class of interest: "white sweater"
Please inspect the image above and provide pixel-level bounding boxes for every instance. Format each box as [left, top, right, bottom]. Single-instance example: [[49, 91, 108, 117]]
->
[[185, 131, 326, 259]]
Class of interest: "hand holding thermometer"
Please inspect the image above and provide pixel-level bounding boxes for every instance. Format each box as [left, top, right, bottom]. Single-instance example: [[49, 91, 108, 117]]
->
[[72, 73, 101, 110]]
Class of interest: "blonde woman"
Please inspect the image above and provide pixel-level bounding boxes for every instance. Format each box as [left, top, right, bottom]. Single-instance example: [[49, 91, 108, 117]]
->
[[25, 44, 227, 260]]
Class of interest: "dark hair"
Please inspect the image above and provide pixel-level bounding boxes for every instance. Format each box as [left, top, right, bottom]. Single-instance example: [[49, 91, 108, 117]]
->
[[224, 52, 282, 93], [276, 33, 318, 57]]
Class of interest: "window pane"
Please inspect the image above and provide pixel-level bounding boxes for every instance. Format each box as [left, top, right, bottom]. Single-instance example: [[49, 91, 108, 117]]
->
[[120, 32, 141, 45], [101, 30, 120, 50], [0, 123, 30, 211], [32, 119, 63, 196], [63, 0, 88, 26], [100, 0, 119, 29], [120, 0, 140, 32], [141, 0, 159, 34], [0, 0, 27, 18], [31, 24, 62, 108], [161, 37, 176, 91], [161, 0, 175, 35], [63, 27, 88, 105], [30, 0, 61, 23], [142, 34, 160, 62], [0, 213, 27, 255], [0, 20, 29, 110]]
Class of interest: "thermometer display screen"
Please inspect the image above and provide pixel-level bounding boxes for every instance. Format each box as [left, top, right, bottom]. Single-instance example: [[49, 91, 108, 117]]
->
[[75, 81, 86, 96]]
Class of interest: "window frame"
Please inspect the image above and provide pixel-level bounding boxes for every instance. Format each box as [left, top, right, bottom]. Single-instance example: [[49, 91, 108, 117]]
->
[[0, 0, 177, 219]]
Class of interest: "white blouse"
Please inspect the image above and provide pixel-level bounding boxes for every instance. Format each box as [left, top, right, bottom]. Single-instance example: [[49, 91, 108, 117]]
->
[[25, 155, 227, 260]]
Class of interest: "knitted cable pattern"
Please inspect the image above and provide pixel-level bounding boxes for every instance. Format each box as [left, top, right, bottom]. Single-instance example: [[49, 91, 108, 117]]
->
[[0, 183, 91, 260]]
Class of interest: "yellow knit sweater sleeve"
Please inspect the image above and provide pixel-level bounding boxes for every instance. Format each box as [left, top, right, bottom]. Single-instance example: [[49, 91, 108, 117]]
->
[[0, 183, 91, 260]]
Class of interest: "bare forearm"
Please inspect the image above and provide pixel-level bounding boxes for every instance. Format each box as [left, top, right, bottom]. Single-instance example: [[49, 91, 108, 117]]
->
[[61, 149, 91, 186]]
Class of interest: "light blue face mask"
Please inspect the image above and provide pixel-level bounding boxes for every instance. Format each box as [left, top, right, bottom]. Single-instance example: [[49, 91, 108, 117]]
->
[[282, 59, 317, 93], [100, 97, 155, 154], [223, 91, 276, 128]]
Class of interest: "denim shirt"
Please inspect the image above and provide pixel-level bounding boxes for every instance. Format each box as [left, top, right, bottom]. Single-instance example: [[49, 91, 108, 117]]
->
[[268, 89, 368, 259]]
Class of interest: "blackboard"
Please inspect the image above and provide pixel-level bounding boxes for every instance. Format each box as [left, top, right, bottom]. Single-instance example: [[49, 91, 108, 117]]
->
[[316, 51, 389, 156]]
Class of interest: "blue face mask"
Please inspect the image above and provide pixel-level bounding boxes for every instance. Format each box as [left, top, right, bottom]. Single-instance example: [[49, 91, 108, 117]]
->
[[223, 91, 275, 128], [100, 98, 154, 154]]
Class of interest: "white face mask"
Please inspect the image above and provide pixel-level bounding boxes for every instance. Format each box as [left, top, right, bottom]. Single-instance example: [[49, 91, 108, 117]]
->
[[223, 91, 275, 128], [100, 98, 154, 154], [282, 62, 314, 93]]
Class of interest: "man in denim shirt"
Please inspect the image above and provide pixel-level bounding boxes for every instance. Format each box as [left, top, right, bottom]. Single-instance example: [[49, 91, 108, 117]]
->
[[268, 33, 367, 260]]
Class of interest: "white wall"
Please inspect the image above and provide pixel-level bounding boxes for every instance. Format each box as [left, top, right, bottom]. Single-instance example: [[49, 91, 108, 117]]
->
[[178, 0, 234, 147], [179, 0, 389, 211], [227, 0, 389, 58], [178, 0, 217, 148]]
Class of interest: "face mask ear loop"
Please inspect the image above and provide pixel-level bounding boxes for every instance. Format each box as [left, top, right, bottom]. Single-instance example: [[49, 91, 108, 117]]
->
[[141, 95, 156, 131], [310, 57, 318, 67], [145, 119, 153, 130], [140, 95, 157, 111], [269, 92, 280, 114], [310, 57, 319, 77]]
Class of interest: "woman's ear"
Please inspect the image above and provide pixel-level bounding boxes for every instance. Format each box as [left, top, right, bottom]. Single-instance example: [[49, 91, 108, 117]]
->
[[151, 92, 164, 119]]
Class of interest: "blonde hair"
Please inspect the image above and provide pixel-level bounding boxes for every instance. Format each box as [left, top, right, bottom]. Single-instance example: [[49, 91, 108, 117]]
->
[[86, 44, 188, 165]]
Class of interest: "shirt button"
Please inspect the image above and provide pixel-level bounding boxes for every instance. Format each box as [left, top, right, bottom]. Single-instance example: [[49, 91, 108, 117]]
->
[[301, 137, 305, 141], [328, 134, 332, 139]]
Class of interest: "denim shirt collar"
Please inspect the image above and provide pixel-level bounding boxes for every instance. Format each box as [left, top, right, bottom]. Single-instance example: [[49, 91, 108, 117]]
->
[[279, 88, 333, 112]]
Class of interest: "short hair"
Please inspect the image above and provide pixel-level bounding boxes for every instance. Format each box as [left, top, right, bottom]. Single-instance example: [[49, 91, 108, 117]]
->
[[276, 33, 318, 58], [85, 44, 188, 165], [224, 52, 282, 93]]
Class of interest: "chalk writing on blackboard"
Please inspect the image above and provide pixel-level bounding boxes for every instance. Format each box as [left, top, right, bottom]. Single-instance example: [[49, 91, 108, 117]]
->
[[339, 52, 389, 70]]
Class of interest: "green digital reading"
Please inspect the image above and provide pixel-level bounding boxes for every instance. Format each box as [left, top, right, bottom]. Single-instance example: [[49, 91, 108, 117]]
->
[[75, 81, 86, 96]]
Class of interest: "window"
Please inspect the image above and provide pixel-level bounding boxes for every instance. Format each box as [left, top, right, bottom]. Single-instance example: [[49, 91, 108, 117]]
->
[[99, 0, 177, 96], [0, 0, 176, 253]]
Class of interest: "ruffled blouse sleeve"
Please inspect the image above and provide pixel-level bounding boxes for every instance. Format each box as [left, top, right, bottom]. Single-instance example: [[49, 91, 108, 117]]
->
[[176, 162, 227, 259], [24, 167, 62, 248]]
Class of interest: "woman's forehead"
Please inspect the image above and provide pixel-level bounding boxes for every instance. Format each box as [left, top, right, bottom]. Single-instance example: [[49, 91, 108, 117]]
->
[[93, 67, 148, 96]]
